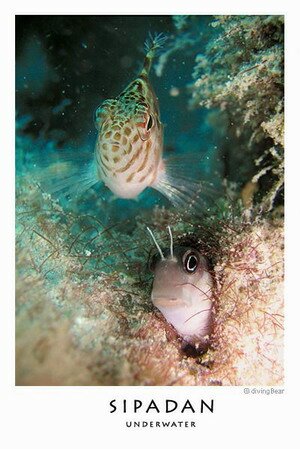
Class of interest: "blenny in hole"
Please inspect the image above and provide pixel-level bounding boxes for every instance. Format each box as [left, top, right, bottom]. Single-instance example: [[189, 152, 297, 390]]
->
[[147, 226, 214, 347]]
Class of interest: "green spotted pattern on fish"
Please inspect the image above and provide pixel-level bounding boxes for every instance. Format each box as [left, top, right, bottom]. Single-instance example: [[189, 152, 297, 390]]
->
[[94, 33, 165, 199], [38, 33, 206, 211]]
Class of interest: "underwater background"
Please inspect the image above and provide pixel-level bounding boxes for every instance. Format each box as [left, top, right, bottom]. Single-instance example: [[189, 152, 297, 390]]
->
[[16, 15, 284, 386]]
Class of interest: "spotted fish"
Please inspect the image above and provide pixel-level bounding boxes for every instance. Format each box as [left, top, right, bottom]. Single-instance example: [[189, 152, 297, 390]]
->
[[38, 33, 205, 209], [94, 34, 165, 199]]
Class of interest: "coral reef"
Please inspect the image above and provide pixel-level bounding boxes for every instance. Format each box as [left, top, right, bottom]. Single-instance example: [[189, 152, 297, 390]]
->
[[157, 15, 284, 211], [190, 15, 284, 211], [16, 185, 283, 385]]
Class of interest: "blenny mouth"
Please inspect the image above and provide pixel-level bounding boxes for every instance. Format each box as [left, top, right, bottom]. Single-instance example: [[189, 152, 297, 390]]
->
[[152, 297, 186, 308]]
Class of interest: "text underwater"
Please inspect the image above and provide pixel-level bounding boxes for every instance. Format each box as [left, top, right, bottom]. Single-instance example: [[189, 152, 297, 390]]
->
[[109, 398, 214, 428]]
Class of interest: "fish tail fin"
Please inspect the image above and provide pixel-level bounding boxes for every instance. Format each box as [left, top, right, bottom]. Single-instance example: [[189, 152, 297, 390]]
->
[[151, 154, 221, 215], [141, 32, 168, 76], [30, 149, 100, 200]]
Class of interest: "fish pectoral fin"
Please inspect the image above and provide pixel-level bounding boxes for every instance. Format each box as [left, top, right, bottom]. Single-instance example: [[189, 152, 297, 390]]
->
[[31, 151, 101, 201], [151, 155, 220, 215]]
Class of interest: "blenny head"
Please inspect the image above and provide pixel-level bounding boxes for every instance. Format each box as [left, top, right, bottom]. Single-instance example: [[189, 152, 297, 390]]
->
[[147, 226, 214, 345]]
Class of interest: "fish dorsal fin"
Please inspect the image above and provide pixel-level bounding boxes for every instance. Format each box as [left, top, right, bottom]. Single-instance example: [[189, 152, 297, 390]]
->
[[141, 32, 167, 77]]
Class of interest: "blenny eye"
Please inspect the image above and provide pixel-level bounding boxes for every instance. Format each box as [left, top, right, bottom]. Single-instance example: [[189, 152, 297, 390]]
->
[[183, 250, 199, 274], [146, 114, 153, 131]]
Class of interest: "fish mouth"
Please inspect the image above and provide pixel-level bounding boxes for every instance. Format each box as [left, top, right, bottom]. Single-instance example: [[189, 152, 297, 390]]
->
[[152, 297, 186, 308]]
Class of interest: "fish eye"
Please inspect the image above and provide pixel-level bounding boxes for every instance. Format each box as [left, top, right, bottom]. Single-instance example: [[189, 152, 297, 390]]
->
[[146, 114, 153, 131], [137, 113, 153, 140], [183, 250, 199, 274]]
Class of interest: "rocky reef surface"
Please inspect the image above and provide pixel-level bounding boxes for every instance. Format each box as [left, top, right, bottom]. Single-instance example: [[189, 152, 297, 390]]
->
[[16, 186, 283, 385]]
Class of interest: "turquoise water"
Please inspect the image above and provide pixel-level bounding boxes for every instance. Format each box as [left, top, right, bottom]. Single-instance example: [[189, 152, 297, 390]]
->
[[16, 15, 225, 224], [16, 14, 284, 270], [16, 15, 285, 275]]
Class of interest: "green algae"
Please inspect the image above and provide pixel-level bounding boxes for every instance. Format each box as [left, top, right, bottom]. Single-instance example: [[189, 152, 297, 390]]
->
[[191, 15, 284, 211], [16, 182, 284, 385], [156, 15, 284, 212]]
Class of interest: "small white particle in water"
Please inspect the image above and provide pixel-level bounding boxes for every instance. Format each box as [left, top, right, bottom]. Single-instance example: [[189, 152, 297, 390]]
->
[[169, 87, 180, 97]]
